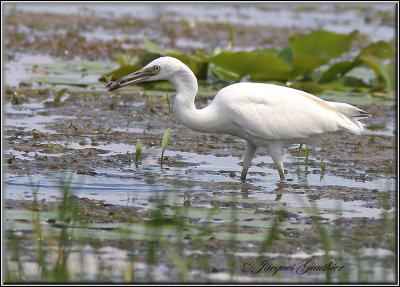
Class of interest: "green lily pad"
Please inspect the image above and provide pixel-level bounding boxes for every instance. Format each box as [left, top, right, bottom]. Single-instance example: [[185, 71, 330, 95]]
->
[[209, 51, 291, 81], [318, 41, 394, 94], [319, 61, 356, 84], [290, 54, 328, 78], [209, 65, 241, 81], [278, 46, 294, 67], [359, 55, 395, 95], [356, 41, 395, 60], [290, 30, 359, 60]]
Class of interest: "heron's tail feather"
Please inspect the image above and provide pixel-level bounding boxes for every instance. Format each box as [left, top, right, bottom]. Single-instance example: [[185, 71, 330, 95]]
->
[[328, 102, 370, 119], [328, 102, 369, 134]]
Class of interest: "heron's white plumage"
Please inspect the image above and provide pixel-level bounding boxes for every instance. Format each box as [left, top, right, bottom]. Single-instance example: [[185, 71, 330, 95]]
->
[[108, 56, 368, 181], [212, 83, 365, 143]]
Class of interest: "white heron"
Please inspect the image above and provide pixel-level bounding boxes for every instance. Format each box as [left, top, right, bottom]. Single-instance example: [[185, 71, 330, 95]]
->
[[106, 56, 369, 181]]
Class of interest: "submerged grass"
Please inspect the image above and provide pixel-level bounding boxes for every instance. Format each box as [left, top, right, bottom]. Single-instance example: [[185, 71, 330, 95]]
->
[[296, 193, 396, 283], [225, 194, 238, 280], [4, 175, 395, 283]]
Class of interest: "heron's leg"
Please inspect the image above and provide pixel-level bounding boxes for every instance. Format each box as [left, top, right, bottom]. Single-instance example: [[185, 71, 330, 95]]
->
[[268, 142, 285, 181], [240, 141, 257, 180]]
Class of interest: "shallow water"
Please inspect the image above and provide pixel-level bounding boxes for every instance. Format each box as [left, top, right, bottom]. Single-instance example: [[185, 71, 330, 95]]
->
[[5, 138, 395, 221], [4, 76, 396, 218]]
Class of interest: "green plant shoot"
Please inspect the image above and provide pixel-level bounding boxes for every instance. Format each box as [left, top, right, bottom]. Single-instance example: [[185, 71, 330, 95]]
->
[[298, 144, 303, 162], [54, 88, 67, 103], [321, 159, 326, 173], [305, 145, 309, 163], [161, 128, 171, 167]]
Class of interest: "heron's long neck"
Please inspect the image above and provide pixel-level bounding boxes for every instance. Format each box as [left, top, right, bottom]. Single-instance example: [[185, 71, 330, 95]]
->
[[170, 70, 219, 133]]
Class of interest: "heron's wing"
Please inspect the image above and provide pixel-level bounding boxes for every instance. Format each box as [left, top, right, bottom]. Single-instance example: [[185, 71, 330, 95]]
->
[[218, 83, 363, 140]]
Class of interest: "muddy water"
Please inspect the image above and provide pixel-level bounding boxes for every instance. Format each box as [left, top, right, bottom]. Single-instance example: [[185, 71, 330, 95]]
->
[[3, 3, 396, 283]]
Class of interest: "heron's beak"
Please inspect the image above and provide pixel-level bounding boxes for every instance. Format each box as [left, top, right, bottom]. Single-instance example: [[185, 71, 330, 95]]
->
[[106, 67, 155, 91]]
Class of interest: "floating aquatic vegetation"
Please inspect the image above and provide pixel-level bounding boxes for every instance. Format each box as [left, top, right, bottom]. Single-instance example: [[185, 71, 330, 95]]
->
[[102, 30, 394, 98]]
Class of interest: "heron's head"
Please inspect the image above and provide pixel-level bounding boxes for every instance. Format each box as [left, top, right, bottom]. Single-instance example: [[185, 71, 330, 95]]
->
[[106, 56, 189, 91]]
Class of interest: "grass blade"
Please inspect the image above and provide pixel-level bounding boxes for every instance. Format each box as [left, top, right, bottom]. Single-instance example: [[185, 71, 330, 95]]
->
[[320, 159, 326, 180], [297, 144, 303, 163], [161, 128, 171, 167], [54, 88, 68, 103], [305, 145, 309, 163], [320, 159, 326, 172], [136, 138, 142, 166]]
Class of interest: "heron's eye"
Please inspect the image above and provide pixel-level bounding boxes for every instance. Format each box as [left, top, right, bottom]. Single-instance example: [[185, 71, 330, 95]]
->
[[154, 65, 161, 72]]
